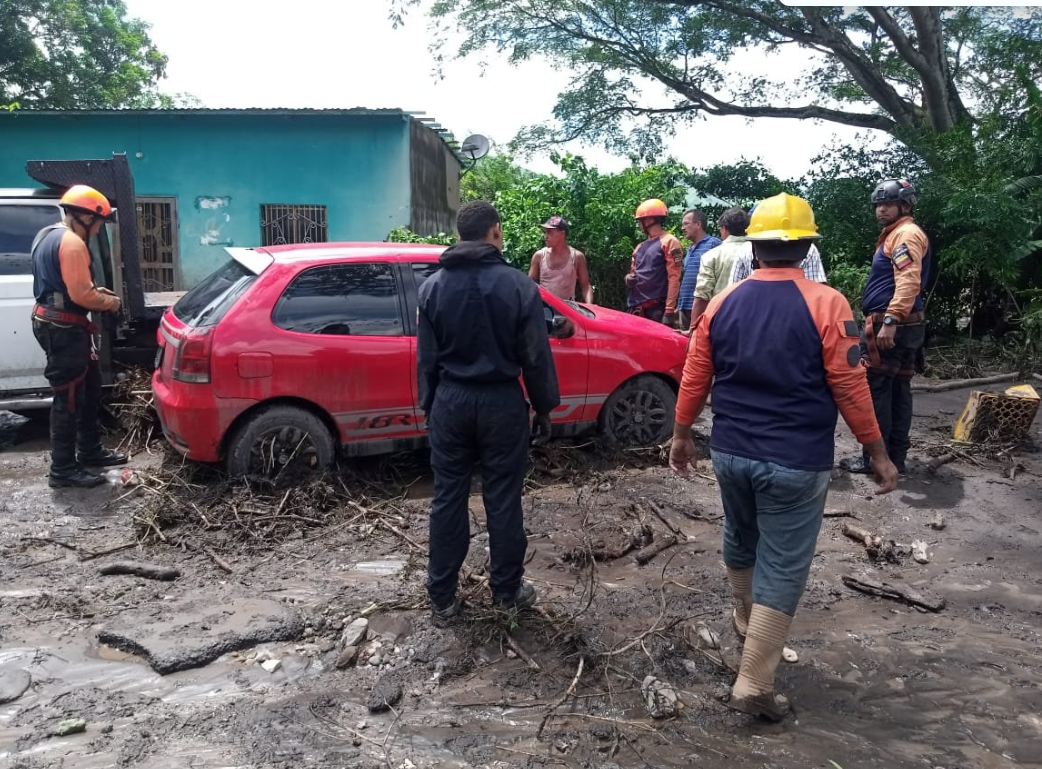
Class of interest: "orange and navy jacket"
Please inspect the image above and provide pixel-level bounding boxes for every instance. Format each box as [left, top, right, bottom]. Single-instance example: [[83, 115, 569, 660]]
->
[[32, 225, 119, 315], [861, 216, 930, 320], [628, 232, 684, 313], [676, 268, 881, 471]]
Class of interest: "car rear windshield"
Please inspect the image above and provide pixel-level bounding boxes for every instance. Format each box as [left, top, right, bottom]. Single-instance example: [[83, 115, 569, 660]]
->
[[172, 257, 257, 327]]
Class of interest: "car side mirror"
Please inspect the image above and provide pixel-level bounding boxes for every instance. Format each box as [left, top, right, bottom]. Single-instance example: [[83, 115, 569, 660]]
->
[[550, 315, 574, 339]]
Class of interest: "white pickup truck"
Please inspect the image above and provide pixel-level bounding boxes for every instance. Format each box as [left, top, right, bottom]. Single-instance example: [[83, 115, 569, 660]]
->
[[0, 155, 178, 408], [0, 192, 65, 404]]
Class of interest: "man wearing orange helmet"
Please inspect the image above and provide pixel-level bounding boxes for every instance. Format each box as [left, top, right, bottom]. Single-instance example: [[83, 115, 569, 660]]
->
[[31, 184, 127, 488], [625, 199, 683, 326]]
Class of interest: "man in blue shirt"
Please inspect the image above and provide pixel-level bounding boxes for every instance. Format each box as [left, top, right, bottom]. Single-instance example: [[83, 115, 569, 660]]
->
[[677, 209, 721, 331]]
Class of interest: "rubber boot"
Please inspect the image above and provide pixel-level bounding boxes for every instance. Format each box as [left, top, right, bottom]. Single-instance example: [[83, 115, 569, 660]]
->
[[726, 566, 753, 639], [76, 363, 127, 468], [48, 388, 103, 489], [727, 604, 793, 721]]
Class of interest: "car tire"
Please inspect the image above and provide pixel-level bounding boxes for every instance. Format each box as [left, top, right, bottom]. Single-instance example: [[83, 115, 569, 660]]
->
[[226, 405, 335, 478], [600, 375, 677, 447]]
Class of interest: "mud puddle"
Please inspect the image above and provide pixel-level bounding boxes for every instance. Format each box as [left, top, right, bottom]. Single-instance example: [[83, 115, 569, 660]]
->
[[1, 386, 1040, 768]]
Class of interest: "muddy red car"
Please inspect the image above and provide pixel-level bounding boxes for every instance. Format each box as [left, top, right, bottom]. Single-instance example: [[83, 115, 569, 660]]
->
[[152, 243, 688, 476]]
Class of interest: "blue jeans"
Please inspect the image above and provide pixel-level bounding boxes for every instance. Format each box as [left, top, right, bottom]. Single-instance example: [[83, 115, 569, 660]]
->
[[711, 450, 830, 615]]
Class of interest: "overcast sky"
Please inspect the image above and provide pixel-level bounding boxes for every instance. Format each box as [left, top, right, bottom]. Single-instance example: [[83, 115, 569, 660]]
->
[[123, 0, 881, 180]]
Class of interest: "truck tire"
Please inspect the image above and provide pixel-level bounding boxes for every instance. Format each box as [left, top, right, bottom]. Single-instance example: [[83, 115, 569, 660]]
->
[[600, 376, 676, 447], [226, 405, 334, 478]]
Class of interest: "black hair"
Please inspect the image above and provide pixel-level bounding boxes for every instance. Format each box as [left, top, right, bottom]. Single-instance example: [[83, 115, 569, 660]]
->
[[718, 207, 749, 236], [751, 240, 812, 264], [683, 209, 708, 229], [457, 200, 501, 241]]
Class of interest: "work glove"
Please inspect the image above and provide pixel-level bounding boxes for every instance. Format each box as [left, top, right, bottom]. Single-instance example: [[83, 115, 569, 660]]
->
[[531, 413, 552, 447]]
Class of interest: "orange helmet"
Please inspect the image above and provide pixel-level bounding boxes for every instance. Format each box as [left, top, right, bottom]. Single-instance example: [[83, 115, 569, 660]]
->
[[634, 198, 668, 219], [60, 185, 116, 220]]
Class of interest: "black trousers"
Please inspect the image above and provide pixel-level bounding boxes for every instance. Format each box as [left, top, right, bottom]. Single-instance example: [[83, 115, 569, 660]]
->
[[31, 319, 103, 474], [426, 381, 530, 607], [861, 323, 926, 469]]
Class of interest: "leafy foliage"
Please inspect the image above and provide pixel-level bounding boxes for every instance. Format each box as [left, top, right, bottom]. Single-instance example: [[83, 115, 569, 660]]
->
[[0, 0, 172, 109], [410, 2, 1042, 157]]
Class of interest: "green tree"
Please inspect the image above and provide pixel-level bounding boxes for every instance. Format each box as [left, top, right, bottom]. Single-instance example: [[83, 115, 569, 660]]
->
[[688, 160, 787, 210], [461, 151, 537, 202], [1, 0, 170, 109], [405, 2, 1041, 158]]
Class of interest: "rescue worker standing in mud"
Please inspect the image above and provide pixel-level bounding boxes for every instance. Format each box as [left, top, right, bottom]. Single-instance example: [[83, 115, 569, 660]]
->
[[418, 200, 560, 623], [625, 199, 683, 326], [669, 193, 898, 720], [31, 185, 128, 488], [841, 179, 930, 476]]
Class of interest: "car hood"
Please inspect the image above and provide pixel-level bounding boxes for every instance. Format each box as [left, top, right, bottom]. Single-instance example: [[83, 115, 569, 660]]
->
[[582, 304, 689, 342]]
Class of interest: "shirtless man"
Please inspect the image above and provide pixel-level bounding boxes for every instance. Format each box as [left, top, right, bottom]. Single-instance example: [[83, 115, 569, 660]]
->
[[528, 215, 593, 303]]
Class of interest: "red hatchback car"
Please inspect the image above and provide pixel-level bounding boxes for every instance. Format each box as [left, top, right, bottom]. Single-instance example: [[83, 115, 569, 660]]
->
[[152, 243, 688, 476]]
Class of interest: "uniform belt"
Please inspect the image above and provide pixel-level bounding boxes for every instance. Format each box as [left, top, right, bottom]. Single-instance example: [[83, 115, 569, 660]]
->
[[868, 311, 926, 325], [32, 303, 94, 330]]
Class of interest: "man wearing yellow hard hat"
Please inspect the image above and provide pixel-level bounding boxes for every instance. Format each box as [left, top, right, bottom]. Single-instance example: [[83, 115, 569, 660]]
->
[[669, 192, 898, 721], [624, 199, 684, 326]]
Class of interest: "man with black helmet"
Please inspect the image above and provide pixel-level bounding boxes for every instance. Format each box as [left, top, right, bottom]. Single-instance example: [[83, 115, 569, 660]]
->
[[840, 179, 931, 476], [31, 185, 127, 488]]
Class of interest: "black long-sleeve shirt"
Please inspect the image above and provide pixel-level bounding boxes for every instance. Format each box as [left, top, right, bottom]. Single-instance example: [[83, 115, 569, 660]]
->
[[417, 240, 560, 416]]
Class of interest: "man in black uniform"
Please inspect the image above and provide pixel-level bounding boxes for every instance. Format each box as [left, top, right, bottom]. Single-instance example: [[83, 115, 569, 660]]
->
[[31, 185, 128, 488], [418, 201, 560, 621]]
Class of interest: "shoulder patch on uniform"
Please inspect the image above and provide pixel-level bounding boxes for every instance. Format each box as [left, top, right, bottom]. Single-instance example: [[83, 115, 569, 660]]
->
[[842, 320, 859, 338], [846, 343, 861, 367], [892, 242, 913, 270]]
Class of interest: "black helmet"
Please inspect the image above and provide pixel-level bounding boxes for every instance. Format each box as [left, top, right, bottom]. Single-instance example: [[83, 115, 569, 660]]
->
[[871, 178, 916, 207]]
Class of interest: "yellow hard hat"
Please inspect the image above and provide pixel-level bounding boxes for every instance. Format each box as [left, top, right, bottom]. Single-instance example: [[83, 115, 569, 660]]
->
[[747, 193, 820, 241]]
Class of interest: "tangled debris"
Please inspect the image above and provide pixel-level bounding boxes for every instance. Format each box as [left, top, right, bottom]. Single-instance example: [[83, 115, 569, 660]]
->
[[127, 453, 421, 554], [106, 366, 161, 453]]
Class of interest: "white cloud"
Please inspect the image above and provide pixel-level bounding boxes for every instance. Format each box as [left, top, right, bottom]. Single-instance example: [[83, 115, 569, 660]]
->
[[127, 0, 886, 180]]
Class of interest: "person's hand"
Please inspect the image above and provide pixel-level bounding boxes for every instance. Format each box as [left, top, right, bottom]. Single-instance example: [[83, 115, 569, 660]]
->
[[876, 321, 897, 351], [97, 286, 117, 296], [668, 434, 699, 477], [531, 413, 552, 446], [661, 312, 677, 328], [624, 273, 638, 289], [869, 452, 899, 494]]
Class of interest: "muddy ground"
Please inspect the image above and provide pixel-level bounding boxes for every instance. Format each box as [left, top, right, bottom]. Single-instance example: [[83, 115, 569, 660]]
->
[[1, 385, 1040, 769]]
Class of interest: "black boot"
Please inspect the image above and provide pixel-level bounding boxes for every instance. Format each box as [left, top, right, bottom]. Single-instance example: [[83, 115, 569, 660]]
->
[[49, 466, 105, 488], [77, 446, 128, 467], [49, 390, 103, 488]]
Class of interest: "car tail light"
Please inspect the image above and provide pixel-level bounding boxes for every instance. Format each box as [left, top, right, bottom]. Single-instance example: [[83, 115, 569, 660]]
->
[[172, 327, 213, 384]]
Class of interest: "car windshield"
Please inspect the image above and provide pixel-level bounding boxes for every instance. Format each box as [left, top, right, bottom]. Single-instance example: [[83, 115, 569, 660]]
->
[[565, 300, 596, 319], [172, 257, 257, 327]]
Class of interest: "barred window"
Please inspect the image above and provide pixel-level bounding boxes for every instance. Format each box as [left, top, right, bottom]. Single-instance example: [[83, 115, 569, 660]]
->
[[260, 204, 328, 246]]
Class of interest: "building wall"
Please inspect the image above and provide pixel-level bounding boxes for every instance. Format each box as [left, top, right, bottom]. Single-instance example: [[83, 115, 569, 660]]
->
[[0, 112, 414, 287], [409, 118, 460, 236]]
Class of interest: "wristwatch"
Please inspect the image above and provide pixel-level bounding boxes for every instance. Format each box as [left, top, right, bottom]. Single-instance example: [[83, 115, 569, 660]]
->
[[882, 315, 898, 326]]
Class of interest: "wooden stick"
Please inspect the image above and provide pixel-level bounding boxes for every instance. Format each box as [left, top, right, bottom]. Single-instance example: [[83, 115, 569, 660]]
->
[[505, 633, 541, 671], [647, 500, 685, 538], [841, 574, 946, 612], [634, 533, 677, 565], [21, 536, 78, 551], [202, 546, 235, 574], [79, 541, 137, 561], [926, 453, 957, 472], [538, 655, 585, 737], [911, 373, 1018, 393], [379, 520, 424, 553]]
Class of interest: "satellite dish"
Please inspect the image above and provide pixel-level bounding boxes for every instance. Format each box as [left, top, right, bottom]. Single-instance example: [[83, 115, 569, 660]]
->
[[460, 134, 490, 162]]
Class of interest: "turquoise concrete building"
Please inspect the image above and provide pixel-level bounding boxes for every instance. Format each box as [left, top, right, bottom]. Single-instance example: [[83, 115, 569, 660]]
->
[[0, 109, 461, 288]]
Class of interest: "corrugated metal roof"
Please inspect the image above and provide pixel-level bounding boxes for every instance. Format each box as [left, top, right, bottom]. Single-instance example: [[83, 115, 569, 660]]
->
[[2, 107, 462, 152]]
